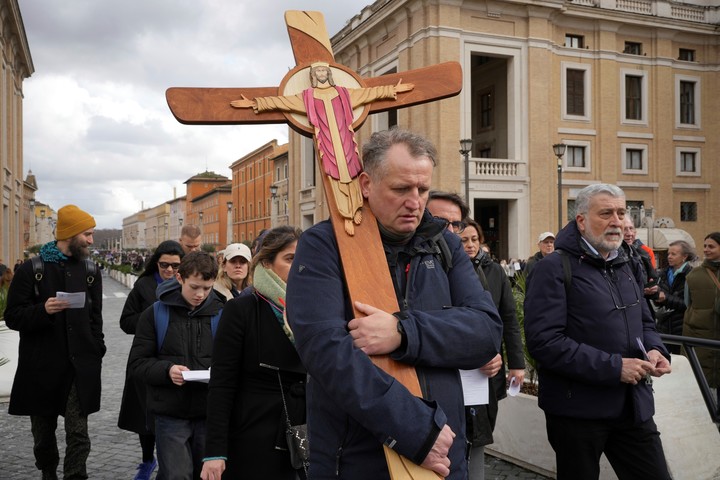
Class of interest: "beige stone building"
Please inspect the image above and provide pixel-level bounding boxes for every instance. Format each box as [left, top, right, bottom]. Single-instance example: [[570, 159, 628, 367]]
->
[[1, 0, 33, 261], [285, 0, 719, 261]]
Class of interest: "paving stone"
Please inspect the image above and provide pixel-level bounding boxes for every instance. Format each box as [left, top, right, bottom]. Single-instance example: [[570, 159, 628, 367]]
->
[[0, 275, 546, 479]]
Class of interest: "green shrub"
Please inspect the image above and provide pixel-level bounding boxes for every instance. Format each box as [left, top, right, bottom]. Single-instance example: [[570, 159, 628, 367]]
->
[[512, 271, 538, 384]]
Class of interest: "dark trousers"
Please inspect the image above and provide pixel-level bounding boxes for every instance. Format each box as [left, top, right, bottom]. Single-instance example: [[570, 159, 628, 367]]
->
[[546, 413, 671, 480], [154, 414, 206, 480], [30, 383, 90, 479]]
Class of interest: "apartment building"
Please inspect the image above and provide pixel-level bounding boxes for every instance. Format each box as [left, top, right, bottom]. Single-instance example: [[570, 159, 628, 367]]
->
[[0, 0, 34, 261], [286, 0, 719, 260]]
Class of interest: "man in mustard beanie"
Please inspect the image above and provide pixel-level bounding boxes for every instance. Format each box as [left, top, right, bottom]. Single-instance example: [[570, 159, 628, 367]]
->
[[4, 204, 105, 480]]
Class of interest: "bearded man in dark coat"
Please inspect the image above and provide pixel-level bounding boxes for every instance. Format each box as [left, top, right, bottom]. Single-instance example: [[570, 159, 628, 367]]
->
[[5, 204, 105, 480]]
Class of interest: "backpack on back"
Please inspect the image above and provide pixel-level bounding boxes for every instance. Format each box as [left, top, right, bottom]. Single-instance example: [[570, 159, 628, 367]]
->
[[152, 301, 222, 351], [31, 255, 97, 298]]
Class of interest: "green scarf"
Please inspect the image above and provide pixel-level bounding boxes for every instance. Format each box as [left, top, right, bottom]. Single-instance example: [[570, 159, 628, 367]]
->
[[253, 265, 293, 343]]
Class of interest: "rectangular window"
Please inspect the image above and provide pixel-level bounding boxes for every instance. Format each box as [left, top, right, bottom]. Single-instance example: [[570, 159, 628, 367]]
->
[[480, 91, 493, 129], [566, 69, 585, 116], [680, 202, 697, 222], [565, 34, 584, 49], [679, 49, 695, 62], [474, 87, 494, 133], [679, 81, 695, 125], [566, 146, 586, 168], [676, 147, 701, 177], [624, 42, 642, 55], [567, 200, 576, 222], [680, 152, 696, 173], [626, 149, 643, 170], [625, 76, 642, 120]]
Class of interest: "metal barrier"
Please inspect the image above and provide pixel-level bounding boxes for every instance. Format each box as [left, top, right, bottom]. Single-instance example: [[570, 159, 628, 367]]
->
[[660, 334, 720, 423]]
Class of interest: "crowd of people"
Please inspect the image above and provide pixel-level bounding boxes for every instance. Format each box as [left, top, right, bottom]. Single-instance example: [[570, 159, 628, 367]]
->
[[2, 128, 719, 480]]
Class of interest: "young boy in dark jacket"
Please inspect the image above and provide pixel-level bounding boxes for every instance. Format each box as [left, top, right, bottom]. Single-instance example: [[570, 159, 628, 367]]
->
[[128, 251, 224, 480]]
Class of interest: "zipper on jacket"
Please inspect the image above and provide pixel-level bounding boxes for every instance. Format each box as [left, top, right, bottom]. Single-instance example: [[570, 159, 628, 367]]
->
[[335, 416, 351, 476]]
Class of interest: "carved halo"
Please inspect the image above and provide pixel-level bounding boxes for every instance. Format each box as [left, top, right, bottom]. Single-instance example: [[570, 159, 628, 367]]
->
[[277, 62, 371, 136]]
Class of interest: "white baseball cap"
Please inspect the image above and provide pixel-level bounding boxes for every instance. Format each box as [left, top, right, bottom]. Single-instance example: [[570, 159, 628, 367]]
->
[[223, 243, 252, 262], [537, 232, 555, 243]]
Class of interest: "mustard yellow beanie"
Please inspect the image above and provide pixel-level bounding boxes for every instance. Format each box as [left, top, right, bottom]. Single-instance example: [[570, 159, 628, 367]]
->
[[56, 205, 96, 240]]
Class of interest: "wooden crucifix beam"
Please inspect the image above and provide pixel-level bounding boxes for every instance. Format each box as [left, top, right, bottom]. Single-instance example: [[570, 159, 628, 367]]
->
[[166, 10, 460, 479]]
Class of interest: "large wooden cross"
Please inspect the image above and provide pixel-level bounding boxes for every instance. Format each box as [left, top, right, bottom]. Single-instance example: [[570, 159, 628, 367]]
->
[[167, 11, 461, 479]]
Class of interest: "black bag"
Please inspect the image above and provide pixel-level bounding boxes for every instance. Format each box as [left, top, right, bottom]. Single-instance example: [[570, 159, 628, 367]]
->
[[278, 371, 309, 471], [286, 423, 309, 470]]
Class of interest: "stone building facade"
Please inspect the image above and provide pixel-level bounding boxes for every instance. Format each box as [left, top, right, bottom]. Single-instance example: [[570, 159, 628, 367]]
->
[[286, 0, 719, 260]]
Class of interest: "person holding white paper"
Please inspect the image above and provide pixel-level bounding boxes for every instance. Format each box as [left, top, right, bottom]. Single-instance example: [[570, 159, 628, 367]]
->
[[5, 204, 104, 480], [128, 252, 224, 480], [427, 192, 522, 480]]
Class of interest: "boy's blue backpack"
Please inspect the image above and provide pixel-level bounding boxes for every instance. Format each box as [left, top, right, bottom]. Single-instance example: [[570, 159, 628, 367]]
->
[[153, 301, 222, 351]]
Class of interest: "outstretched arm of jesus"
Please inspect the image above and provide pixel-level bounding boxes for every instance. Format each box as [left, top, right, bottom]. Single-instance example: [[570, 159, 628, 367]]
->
[[230, 93, 305, 114]]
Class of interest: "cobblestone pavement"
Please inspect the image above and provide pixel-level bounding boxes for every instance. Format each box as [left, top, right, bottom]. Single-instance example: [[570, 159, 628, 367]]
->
[[0, 275, 549, 479]]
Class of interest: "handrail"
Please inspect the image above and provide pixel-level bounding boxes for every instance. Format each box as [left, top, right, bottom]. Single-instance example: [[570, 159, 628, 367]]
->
[[659, 334, 720, 423]]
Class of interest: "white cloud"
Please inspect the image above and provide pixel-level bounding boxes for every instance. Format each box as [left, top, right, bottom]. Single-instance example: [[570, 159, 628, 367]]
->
[[21, 0, 362, 228]]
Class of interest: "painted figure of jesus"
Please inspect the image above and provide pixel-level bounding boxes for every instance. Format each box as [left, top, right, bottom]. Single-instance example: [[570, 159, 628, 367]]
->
[[230, 62, 414, 235]]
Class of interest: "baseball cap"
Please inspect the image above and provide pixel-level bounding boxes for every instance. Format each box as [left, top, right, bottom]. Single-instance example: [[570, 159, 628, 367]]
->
[[223, 243, 252, 262], [537, 232, 555, 243]]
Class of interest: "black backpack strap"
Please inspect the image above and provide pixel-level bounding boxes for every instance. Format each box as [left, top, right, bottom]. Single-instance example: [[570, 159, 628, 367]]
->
[[84, 259, 97, 287], [556, 249, 572, 297], [427, 231, 453, 274], [31, 256, 44, 298]]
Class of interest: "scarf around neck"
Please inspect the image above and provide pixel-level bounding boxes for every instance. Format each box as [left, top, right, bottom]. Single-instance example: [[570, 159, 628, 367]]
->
[[39, 241, 68, 263], [253, 265, 294, 343]]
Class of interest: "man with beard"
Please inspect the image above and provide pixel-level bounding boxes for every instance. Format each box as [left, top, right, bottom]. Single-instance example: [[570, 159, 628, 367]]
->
[[5, 204, 105, 480], [524, 184, 672, 479]]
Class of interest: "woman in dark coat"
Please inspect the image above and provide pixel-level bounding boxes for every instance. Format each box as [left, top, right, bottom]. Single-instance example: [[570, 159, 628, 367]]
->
[[202, 226, 306, 480], [460, 218, 525, 478], [117, 240, 184, 480], [654, 240, 696, 354]]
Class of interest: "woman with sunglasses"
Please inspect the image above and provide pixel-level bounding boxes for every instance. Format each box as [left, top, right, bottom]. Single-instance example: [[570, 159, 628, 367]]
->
[[118, 240, 185, 480]]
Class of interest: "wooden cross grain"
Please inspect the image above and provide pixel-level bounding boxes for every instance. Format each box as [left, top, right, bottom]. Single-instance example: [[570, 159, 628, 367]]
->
[[167, 11, 461, 479]]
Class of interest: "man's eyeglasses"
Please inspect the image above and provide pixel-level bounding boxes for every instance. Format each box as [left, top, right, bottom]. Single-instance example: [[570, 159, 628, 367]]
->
[[158, 261, 181, 270], [434, 217, 466, 233], [602, 269, 641, 311]]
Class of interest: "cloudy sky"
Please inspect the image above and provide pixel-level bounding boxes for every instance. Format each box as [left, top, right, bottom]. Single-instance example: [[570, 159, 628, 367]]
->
[[20, 1, 363, 228]]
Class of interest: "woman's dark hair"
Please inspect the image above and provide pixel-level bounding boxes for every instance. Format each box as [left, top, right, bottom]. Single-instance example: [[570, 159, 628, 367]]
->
[[140, 240, 185, 278], [705, 232, 720, 247], [250, 226, 302, 278], [463, 218, 485, 244]]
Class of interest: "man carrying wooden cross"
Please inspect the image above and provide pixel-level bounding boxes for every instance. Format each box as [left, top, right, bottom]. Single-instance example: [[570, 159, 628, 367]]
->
[[286, 128, 503, 479]]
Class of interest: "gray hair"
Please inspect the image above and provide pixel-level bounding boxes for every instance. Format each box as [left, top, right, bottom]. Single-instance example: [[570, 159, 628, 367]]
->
[[669, 240, 697, 263], [362, 128, 437, 180], [575, 184, 625, 215]]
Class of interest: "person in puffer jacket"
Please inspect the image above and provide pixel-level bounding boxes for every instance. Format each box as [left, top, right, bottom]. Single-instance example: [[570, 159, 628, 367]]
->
[[286, 128, 502, 480], [525, 183, 671, 480], [128, 251, 224, 480]]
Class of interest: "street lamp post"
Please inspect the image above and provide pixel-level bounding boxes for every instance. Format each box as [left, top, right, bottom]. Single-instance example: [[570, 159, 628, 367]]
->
[[226, 201, 233, 245], [269, 185, 278, 227], [459, 139, 473, 209], [552, 143, 567, 232]]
